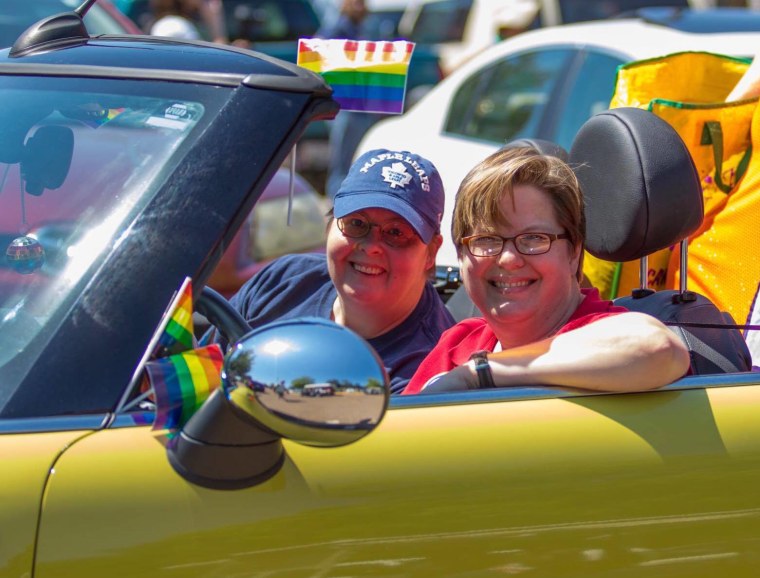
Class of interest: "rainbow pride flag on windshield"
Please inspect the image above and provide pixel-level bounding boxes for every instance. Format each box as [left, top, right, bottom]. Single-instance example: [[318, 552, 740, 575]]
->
[[297, 39, 415, 114], [147, 344, 224, 430]]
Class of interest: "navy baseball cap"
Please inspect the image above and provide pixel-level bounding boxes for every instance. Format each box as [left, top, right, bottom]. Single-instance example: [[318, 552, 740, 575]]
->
[[333, 149, 445, 244]]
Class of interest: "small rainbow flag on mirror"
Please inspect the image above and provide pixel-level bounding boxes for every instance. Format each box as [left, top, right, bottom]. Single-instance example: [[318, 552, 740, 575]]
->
[[297, 39, 415, 114], [147, 344, 224, 430], [157, 277, 194, 356]]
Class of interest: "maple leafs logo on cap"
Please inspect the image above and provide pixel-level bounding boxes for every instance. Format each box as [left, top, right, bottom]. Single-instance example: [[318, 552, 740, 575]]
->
[[381, 162, 413, 189]]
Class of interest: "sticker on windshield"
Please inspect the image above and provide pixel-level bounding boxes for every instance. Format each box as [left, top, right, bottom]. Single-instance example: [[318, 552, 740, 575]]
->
[[146, 102, 199, 130]]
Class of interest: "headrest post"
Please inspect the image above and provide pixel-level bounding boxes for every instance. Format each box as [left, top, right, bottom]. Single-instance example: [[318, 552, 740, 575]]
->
[[679, 239, 688, 293], [639, 255, 648, 290], [631, 255, 654, 299], [672, 239, 697, 303]]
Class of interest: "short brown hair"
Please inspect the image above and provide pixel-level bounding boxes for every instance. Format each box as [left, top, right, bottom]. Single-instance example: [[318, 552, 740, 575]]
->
[[452, 147, 585, 279]]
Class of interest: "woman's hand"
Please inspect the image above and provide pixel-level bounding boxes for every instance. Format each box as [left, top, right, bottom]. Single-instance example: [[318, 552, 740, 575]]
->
[[727, 54, 760, 101], [421, 364, 478, 393]]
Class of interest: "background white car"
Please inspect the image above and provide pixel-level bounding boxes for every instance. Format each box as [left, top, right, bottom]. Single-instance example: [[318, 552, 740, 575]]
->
[[397, 0, 711, 76], [356, 16, 760, 270]]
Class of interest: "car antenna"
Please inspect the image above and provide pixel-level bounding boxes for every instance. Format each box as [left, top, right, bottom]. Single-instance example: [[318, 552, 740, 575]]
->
[[9, 0, 98, 58], [287, 145, 297, 226]]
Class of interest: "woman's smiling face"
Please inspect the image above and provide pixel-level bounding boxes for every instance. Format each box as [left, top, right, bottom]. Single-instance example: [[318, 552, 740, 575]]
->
[[461, 184, 582, 345], [327, 207, 435, 312]]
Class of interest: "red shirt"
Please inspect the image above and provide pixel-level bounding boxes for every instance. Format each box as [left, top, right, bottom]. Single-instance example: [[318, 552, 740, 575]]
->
[[402, 288, 628, 394]]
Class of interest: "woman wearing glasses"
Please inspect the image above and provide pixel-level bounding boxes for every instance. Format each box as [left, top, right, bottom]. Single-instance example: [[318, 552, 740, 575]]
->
[[402, 147, 689, 394], [225, 148, 454, 394]]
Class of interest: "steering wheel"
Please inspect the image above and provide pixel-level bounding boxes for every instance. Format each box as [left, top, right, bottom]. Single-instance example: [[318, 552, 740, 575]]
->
[[196, 286, 251, 345]]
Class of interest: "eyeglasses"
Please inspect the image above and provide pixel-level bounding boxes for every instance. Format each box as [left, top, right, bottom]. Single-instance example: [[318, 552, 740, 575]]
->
[[336, 214, 419, 248], [462, 232, 570, 257]]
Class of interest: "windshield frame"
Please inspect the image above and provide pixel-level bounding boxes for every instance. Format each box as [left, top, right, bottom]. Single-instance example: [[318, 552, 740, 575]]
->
[[0, 72, 318, 420]]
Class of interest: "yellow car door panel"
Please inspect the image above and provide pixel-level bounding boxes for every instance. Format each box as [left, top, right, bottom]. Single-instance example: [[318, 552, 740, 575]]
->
[[34, 383, 760, 577], [1, 429, 94, 577]]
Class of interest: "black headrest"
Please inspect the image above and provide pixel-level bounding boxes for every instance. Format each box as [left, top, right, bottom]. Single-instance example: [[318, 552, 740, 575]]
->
[[503, 138, 569, 162], [569, 107, 703, 262]]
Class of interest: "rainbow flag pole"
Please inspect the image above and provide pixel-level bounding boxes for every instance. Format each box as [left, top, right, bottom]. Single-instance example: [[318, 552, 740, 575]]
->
[[119, 276, 197, 414], [297, 38, 415, 114], [156, 276, 194, 356], [120, 277, 227, 429]]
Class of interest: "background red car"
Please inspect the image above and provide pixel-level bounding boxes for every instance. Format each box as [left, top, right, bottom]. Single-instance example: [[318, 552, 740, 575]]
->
[[207, 167, 328, 297]]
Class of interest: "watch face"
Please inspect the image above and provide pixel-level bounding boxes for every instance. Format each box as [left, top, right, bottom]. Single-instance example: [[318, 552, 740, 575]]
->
[[470, 350, 489, 364]]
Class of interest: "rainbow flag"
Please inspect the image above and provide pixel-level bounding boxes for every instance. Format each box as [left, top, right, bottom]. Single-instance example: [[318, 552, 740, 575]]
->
[[147, 344, 224, 430], [81, 107, 127, 129], [157, 277, 194, 356], [297, 38, 415, 114]]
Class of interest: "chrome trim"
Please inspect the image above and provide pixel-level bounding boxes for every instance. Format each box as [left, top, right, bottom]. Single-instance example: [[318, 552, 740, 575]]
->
[[0, 63, 245, 87], [390, 372, 760, 409], [0, 414, 109, 434]]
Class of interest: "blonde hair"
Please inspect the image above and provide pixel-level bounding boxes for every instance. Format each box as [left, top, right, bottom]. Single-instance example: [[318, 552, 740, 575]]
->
[[452, 147, 585, 279]]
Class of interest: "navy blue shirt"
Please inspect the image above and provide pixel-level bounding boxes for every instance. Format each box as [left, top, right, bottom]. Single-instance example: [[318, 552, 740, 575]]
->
[[227, 253, 454, 394]]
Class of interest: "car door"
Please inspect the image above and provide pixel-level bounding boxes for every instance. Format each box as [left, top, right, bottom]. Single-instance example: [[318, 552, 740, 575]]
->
[[32, 374, 760, 576], [1, 427, 94, 578]]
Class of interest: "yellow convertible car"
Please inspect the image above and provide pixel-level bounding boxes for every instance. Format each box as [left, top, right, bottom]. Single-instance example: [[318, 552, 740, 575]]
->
[[2, 2, 760, 577]]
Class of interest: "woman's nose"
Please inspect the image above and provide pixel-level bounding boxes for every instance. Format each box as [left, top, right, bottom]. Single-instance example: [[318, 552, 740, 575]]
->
[[497, 239, 525, 268], [355, 227, 384, 253]]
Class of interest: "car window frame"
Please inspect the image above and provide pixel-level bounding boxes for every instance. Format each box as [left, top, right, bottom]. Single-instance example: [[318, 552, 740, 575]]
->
[[390, 371, 759, 410]]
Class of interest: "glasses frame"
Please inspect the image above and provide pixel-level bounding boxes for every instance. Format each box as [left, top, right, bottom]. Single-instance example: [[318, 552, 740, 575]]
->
[[461, 232, 570, 257], [336, 213, 419, 248]]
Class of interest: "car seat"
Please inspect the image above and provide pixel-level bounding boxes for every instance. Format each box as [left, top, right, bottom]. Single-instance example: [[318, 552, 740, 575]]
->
[[569, 107, 752, 375]]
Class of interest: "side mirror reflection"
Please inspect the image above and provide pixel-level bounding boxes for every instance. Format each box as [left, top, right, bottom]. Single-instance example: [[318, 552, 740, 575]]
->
[[224, 317, 389, 446]]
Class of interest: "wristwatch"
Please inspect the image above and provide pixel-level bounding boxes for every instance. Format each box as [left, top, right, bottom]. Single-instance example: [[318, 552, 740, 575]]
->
[[469, 350, 495, 389]]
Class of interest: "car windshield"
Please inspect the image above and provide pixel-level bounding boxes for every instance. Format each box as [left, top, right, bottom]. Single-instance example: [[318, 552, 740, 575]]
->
[[0, 76, 217, 405], [557, 0, 688, 23], [223, 0, 320, 43], [409, 0, 473, 43], [0, 0, 129, 48], [364, 9, 405, 39]]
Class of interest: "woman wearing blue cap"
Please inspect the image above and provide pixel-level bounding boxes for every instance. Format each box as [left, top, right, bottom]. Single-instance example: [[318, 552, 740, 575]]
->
[[224, 149, 455, 394]]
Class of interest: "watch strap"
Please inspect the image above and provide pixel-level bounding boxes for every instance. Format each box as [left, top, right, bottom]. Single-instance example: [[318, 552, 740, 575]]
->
[[469, 350, 495, 389]]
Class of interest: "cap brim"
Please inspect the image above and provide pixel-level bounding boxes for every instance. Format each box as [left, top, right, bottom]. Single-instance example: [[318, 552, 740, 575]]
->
[[333, 192, 435, 243]]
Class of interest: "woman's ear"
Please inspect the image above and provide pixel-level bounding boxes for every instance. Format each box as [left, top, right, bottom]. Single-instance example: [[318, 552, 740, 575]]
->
[[572, 243, 584, 283], [425, 234, 443, 270]]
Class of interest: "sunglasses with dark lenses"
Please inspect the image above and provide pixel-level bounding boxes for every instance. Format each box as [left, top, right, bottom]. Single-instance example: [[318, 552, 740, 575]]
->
[[337, 214, 419, 248], [462, 232, 570, 257]]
